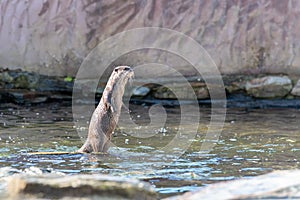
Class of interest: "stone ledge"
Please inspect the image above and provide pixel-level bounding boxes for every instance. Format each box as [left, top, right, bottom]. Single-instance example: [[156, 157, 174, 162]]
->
[[1, 68, 300, 105], [164, 170, 300, 200], [291, 79, 300, 96], [245, 76, 292, 98], [7, 174, 157, 200]]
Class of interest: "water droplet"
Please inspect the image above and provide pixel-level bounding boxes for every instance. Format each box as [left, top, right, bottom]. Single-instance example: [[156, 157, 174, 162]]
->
[[125, 139, 129, 144]]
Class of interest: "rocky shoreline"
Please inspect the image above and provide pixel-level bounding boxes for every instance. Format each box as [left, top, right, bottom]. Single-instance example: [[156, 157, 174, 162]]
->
[[1, 166, 300, 200], [1, 68, 300, 107]]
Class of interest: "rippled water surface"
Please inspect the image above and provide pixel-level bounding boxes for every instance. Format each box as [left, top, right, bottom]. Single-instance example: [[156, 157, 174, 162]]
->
[[0, 103, 300, 198]]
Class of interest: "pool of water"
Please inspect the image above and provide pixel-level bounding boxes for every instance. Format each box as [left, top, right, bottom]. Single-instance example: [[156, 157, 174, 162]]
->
[[0, 103, 300, 198]]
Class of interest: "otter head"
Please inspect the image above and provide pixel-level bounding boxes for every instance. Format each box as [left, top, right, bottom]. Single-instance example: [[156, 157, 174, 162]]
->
[[104, 66, 134, 104], [109, 66, 134, 87], [108, 66, 134, 89]]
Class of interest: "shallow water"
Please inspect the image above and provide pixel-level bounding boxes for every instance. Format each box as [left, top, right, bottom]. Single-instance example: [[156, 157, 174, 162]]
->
[[0, 103, 300, 198]]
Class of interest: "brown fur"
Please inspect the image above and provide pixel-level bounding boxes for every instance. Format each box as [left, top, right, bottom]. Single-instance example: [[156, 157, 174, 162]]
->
[[78, 66, 134, 153]]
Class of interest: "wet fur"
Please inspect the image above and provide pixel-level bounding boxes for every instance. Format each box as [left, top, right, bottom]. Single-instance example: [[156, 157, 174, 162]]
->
[[78, 66, 133, 153]]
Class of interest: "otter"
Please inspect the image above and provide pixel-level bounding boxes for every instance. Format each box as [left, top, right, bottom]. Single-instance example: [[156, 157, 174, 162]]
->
[[78, 66, 134, 153]]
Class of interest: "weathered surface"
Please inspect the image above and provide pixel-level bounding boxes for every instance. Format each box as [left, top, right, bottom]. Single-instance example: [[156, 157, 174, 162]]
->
[[7, 174, 157, 200], [291, 79, 300, 96], [154, 83, 209, 100], [223, 75, 253, 94], [165, 170, 300, 200], [1, 1, 300, 76], [245, 76, 292, 98]]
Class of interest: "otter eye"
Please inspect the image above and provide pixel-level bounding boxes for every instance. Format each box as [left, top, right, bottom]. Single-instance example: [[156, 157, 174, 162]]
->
[[124, 67, 130, 71], [114, 68, 119, 72]]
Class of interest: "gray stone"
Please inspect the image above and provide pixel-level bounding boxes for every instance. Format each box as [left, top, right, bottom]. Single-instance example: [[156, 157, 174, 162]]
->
[[0, 69, 73, 92], [7, 90, 48, 104], [0, 72, 14, 83], [7, 174, 157, 200], [0, 68, 76, 104], [165, 170, 300, 200], [154, 82, 209, 100], [223, 74, 253, 93], [194, 87, 210, 100], [132, 86, 151, 97], [36, 76, 73, 92], [245, 76, 292, 98], [291, 79, 300, 96]]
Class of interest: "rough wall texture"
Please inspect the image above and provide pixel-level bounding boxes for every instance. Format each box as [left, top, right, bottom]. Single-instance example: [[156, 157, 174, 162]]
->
[[0, 0, 300, 76]]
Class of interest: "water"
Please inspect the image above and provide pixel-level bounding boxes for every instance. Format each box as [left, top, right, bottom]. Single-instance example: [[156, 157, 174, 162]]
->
[[0, 103, 300, 198]]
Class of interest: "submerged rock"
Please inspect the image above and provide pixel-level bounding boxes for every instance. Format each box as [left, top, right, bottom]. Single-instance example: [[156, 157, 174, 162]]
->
[[165, 170, 300, 200], [7, 174, 157, 200], [245, 76, 292, 98], [291, 79, 300, 96]]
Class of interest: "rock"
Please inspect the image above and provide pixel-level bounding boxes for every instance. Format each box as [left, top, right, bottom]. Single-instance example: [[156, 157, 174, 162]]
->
[[154, 82, 209, 100], [0, 70, 38, 90], [291, 79, 300, 96], [194, 88, 210, 100], [225, 81, 245, 94], [7, 174, 157, 200], [245, 76, 292, 98], [0, 71, 14, 83], [132, 86, 151, 97], [0, 69, 74, 104], [165, 170, 300, 200], [49, 94, 72, 101], [36, 76, 73, 93], [7, 90, 48, 104], [14, 74, 29, 89], [223, 75, 253, 94], [0, 69, 73, 92]]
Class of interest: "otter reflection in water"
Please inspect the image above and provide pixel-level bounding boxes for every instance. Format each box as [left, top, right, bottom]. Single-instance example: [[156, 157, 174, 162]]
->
[[78, 66, 134, 153]]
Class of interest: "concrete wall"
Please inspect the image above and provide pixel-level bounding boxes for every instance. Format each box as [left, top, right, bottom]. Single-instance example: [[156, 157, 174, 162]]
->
[[0, 0, 300, 76]]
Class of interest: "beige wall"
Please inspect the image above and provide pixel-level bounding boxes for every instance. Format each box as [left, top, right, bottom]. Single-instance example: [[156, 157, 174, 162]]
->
[[0, 0, 300, 76]]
